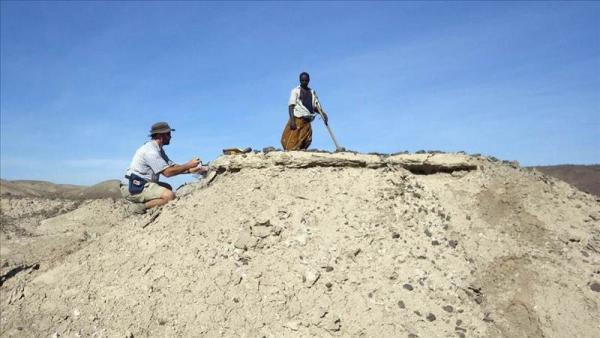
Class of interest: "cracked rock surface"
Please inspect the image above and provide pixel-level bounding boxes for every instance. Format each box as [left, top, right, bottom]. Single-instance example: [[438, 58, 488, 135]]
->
[[1, 151, 599, 337]]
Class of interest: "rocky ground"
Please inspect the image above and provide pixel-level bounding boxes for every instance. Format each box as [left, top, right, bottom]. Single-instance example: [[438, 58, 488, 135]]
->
[[0, 197, 130, 311], [1, 151, 599, 337]]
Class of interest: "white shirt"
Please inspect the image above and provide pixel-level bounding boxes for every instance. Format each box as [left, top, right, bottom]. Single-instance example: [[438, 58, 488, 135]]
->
[[123, 140, 174, 183], [288, 86, 322, 118]]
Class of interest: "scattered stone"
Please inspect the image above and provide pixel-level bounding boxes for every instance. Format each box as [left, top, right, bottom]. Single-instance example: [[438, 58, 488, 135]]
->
[[590, 282, 600, 292], [80, 231, 97, 242], [403, 283, 414, 291], [442, 305, 454, 313], [398, 300, 406, 309], [456, 332, 465, 338], [483, 312, 494, 322], [426, 313, 436, 322], [392, 232, 400, 239], [254, 215, 271, 226], [303, 268, 321, 288], [323, 317, 341, 332], [323, 266, 334, 272], [466, 214, 471, 220], [408, 334, 418, 338], [424, 229, 432, 237], [251, 225, 272, 238], [284, 321, 300, 331], [234, 232, 258, 250], [413, 310, 422, 316], [456, 320, 463, 326], [448, 240, 458, 248], [431, 240, 440, 246]]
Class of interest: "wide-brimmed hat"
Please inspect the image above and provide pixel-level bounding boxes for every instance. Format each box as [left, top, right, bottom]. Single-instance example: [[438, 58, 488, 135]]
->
[[149, 121, 175, 136]]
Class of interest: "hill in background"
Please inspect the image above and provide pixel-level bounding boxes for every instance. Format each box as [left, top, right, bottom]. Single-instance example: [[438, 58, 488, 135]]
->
[[0, 179, 121, 200], [530, 165, 600, 197]]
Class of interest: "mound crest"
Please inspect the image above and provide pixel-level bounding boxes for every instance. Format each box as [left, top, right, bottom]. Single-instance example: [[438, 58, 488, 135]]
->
[[1, 151, 599, 337]]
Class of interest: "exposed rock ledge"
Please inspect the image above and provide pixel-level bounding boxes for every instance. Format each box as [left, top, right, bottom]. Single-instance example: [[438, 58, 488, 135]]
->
[[210, 151, 480, 174]]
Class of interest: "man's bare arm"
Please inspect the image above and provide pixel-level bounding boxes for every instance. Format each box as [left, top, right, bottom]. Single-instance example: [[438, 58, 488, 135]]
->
[[288, 105, 297, 130], [162, 158, 200, 177]]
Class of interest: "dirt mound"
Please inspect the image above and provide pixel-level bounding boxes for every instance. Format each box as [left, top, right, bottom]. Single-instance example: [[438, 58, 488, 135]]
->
[[0, 179, 121, 200], [1, 152, 599, 337]]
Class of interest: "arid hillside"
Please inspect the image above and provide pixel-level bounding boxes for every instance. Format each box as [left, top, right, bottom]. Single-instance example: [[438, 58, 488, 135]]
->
[[1, 151, 599, 337], [0, 179, 121, 200], [531, 164, 600, 197]]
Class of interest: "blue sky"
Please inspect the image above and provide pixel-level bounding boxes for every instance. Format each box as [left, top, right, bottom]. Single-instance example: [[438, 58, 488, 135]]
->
[[1, 1, 599, 186]]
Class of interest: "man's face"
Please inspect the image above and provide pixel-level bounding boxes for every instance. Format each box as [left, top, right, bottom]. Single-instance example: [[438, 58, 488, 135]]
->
[[300, 75, 310, 88], [162, 132, 171, 145]]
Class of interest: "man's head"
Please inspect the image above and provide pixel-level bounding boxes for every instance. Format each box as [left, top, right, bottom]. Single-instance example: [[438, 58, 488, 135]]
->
[[299, 72, 310, 89], [149, 121, 174, 146]]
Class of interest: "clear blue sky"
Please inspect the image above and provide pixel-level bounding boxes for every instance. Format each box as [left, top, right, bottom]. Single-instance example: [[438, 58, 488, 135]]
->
[[1, 1, 599, 186]]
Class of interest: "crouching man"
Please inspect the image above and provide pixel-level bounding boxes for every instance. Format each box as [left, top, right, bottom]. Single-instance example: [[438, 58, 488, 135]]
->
[[121, 121, 206, 214]]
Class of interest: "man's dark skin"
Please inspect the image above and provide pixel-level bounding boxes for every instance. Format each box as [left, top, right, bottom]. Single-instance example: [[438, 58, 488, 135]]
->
[[288, 73, 328, 130]]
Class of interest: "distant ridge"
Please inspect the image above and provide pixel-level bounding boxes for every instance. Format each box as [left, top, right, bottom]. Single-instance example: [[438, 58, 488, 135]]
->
[[0, 179, 121, 199], [529, 164, 600, 197]]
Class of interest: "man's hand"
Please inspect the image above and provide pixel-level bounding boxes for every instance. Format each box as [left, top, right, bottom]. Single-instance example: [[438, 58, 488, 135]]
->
[[290, 120, 297, 130], [321, 111, 329, 125], [190, 165, 208, 175], [187, 158, 201, 169]]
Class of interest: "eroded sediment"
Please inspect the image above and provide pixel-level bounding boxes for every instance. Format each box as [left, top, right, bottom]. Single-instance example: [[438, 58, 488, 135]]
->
[[1, 151, 599, 337]]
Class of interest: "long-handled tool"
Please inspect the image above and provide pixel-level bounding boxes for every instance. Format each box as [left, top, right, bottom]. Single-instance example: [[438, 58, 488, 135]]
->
[[319, 109, 345, 152]]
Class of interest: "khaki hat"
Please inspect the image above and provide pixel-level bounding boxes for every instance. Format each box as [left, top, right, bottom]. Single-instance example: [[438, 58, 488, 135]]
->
[[149, 122, 175, 135]]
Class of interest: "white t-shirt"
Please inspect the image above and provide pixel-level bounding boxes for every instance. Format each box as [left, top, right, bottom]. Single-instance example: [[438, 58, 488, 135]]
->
[[288, 86, 322, 118], [124, 140, 174, 183]]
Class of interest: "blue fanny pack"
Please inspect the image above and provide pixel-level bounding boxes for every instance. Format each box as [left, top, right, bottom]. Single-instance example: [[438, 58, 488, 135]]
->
[[126, 173, 147, 195]]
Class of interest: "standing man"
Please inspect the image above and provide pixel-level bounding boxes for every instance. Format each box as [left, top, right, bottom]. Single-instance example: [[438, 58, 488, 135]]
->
[[281, 72, 329, 150], [121, 121, 206, 214]]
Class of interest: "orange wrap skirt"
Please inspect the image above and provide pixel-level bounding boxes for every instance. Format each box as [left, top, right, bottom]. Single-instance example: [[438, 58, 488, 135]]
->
[[281, 117, 313, 150]]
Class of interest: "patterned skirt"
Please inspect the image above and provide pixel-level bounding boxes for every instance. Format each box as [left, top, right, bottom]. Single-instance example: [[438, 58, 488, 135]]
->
[[281, 117, 313, 150]]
